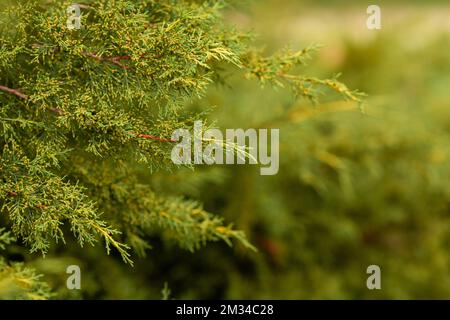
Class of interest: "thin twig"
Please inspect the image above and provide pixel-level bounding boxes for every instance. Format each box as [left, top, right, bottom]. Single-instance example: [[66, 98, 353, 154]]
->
[[48, 107, 65, 115], [0, 84, 64, 115], [136, 133, 177, 143], [82, 52, 131, 70], [0, 85, 28, 99]]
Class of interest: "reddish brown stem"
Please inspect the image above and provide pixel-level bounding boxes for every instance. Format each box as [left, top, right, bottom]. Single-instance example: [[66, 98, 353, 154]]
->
[[82, 52, 131, 70], [1, 85, 65, 115], [136, 133, 177, 143], [110, 55, 131, 61], [0, 85, 28, 99], [48, 107, 65, 115]]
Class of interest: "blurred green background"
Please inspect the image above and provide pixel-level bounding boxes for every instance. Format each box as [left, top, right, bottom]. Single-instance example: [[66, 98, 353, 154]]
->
[[174, 0, 450, 299], [16, 0, 450, 299]]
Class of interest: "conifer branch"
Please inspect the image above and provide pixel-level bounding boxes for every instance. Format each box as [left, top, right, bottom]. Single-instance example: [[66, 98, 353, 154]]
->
[[0, 0, 365, 299]]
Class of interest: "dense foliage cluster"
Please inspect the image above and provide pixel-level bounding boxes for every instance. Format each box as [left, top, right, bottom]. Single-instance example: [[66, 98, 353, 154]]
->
[[0, 0, 360, 298]]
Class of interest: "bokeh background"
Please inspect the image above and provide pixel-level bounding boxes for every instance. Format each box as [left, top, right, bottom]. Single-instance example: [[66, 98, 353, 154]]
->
[[8, 0, 450, 299], [169, 0, 450, 299]]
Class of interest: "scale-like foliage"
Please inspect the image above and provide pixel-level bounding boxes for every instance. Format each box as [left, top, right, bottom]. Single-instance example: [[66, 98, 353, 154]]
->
[[0, 0, 359, 298]]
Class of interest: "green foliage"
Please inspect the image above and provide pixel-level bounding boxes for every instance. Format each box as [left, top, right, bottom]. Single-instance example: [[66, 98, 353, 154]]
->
[[0, 258, 52, 300], [0, 0, 362, 299], [0, 228, 52, 299], [0, 227, 14, 250], [242, 45, 364, 103]]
